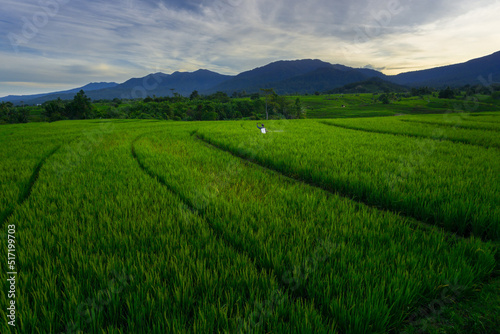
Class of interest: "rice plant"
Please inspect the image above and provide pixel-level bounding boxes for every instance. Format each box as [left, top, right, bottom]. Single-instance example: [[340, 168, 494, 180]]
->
[[0, 118, 497, 333], [197, 118, 500, 240]]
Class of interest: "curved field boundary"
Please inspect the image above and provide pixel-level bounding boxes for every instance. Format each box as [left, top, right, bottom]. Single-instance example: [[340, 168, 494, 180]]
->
[[133, 132, 495, 333], [199, 129, 499, 240], [400, 119, 500, 132], [130, 134, 327, 314], [0, 145, 61, 227], [195, 135, 461, 241], [464, 118, 500, 124], [131, 135, 251, 262], [318, 121, 498, 149]]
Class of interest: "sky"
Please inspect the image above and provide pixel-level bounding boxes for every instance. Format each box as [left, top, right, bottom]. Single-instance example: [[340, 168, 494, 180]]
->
[[0, 0, 499, 97]]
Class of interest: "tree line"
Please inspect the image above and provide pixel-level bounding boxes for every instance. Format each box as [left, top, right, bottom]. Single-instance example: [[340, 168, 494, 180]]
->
[[0, 102, 29, 124], [2, 84, 499, 124], [39, 89, 305, 122]]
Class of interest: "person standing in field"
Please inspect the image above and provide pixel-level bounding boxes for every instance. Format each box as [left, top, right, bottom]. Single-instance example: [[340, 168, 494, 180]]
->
[[257, 123, 266, 134]]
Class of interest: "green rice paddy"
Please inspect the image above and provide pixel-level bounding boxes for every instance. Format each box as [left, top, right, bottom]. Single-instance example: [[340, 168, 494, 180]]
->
[[1, 112, 498, 333]]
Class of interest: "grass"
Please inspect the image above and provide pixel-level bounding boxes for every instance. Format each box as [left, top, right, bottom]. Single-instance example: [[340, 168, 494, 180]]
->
[[134, 125, 495, 333], [0, 122, 83, 226], [400, 118, 500, 132], [0, 114, 498, 333], [2, 121, 329, 333], [293, 94, 500, 119], [320, 113, 500, 149], [197, 117, 500, 240], [400, 267, 500, 334]]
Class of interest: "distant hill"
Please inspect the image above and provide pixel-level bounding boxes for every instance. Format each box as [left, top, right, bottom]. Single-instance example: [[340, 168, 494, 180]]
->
[[112, 69, 233, 99], [206, 59, 335, 94], [389, 51, 500, 87], [265, 67, 375, 94], [20, 70, 231, 105], [207, 60, 391, 94], [0, 82, 118, 104], [2, 51, 498, 104], [326, 77, 408, 94]]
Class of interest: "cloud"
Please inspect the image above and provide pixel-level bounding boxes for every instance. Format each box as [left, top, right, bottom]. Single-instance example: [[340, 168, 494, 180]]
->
[[364, 64, 386, 71], [0, 0, 499, 96]]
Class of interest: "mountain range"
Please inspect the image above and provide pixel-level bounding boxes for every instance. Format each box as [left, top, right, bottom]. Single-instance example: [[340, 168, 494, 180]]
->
[[2, 51, 499, 105]]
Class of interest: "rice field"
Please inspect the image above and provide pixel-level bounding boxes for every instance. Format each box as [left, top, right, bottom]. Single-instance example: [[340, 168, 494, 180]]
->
[[0, 113, 498, 333], [320, 116, 500, 149], [198, 115, 500, 241]]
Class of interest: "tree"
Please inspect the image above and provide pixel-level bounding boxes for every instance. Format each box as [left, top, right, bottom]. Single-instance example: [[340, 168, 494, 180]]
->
[[0, 102, 13, 123], [293, 98, 305, 119], [378, 94, 390, 104], [201, 111, 218, 121], [275, 95, 291, 118], [7, 106, 28, 123], [438, 87, 455, 99], [42, 98, 66, 122], [235, 100, 253, 117], [210, 91, 230, 103], [0, 102, 29, 123], [260, 88, 276, 120], [66, 90, 93, 119], [159, 102, 173, 119], [411, 86, 433, 97], [190, 90, 200, 100]]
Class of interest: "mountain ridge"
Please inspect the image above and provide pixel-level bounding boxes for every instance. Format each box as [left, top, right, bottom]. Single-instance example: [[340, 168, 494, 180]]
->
[[1, 51, 498, 104], [391, 51, 500, 87], [1, 82, 118, 104]]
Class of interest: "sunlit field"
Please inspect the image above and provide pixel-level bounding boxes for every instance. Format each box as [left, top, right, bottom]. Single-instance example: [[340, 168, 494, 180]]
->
[[1, 112, 498, 333]]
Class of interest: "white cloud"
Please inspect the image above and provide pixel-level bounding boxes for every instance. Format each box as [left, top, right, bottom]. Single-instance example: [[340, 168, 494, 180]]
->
[[0, 0, 499, 96]]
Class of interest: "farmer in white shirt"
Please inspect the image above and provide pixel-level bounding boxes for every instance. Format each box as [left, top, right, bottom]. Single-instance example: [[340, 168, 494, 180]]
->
[[257, 123, 266, 134]]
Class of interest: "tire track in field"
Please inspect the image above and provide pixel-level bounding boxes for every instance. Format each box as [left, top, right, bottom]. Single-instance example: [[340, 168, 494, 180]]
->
[[0, 145, 62, 228], [319, 121, 499, 149], [131, 136, 271, 271], [132, 135, 277, 274], [194, 134, 498, 333], [130, 135, 335, 324], [1, 133, 83, 228], [130, 134, 280, 268], [196, 135, 464, 241], [400, 119, 500, 132]]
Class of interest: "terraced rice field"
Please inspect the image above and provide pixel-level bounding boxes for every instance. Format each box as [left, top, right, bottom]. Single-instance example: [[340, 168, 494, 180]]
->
[[1, 113, 498, 333]]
